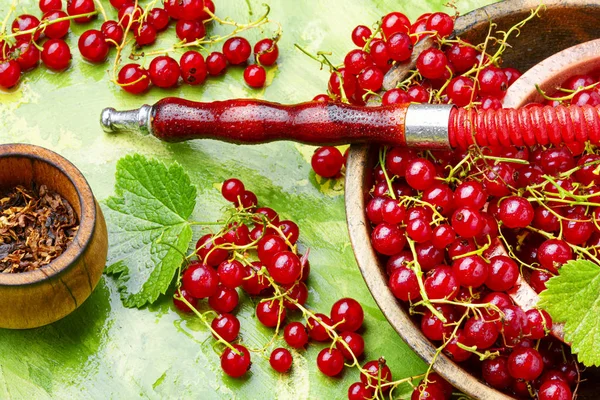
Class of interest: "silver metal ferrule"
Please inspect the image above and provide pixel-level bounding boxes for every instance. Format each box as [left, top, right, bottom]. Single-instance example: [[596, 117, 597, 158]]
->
[[404, 103, 453, 150], [100, 104, 154, 135]]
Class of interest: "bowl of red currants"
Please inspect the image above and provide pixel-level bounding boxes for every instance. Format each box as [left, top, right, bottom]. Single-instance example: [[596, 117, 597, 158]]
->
[[346, 1, 600, 399]]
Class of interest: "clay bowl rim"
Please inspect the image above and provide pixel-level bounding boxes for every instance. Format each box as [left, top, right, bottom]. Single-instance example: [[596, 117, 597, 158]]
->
[[343, 1, 600, 398], [0, 143, 96, 287]]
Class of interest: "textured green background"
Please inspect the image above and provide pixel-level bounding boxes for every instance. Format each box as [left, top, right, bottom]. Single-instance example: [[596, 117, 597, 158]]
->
[[0, 1, 494, 398]]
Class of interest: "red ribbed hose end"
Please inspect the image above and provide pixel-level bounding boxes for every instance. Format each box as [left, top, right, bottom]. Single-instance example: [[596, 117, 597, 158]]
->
[[449, 105, 600, 149]]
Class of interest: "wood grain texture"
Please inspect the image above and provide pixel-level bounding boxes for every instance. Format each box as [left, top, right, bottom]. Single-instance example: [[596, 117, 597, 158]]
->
[[346, 1, 600, 398], [0, 144, 108, 329]]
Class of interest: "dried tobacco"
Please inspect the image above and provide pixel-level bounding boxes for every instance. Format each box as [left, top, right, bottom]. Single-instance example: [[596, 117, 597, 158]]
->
[[0, 185, 78, 273]]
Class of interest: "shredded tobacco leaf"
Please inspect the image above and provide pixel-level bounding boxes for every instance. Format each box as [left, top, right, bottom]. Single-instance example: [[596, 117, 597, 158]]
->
[[0, 185, 78, 273]]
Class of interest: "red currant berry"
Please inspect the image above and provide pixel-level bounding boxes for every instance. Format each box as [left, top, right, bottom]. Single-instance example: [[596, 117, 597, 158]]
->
[[220, 344, 251, 378], [307, 313, 333, 342], [282, 281, 308, 310], [257, 234, 287, 265], [149, 55, 180, 88], [317, 348, 344, 377], [498, 196, 534, 228], [241, 263, 270, 295], [270, 348, 292, 373], [537, 239, 572, 274], [369, 40, 391, 70], [78, 29, 109, 63], [117, 63, 149, 94], [14, 41, 40, 71], [337, 331, 364, 359], [447, 76, 476, 106], [422, 183, 454, 215], [451, 206, 483, 238], [348, 382, 374, 400], [360, 360, 392, 389], [406, 218, 433, 243], [101, 20, 124, 46], [483, 163, 515, 197], [180, 50, 207, 86], [443, 329, 473, 362], [381, 12, 410, 38], [284, 322, 309, 348], [538, 380, 572, 400], [426, 12, 454, 38], [464, 317, 499, 349], [344, 49, 372, 75], [452, 255, 489, 288], [431, 224, 456, 250], [0, 60, 20, 89], [311, 146, 344, 178], [238, 190, 258, 210], [381, 198, 406, 224], [485, 255, 518, 291], [268, 251, 301, 285], [256, 299, 286, 328], [221, 178, 245, 202], [182, 262, 219, 298], [118, 4, 142, 28], [385, 147, 416, 177], [12, 14, 41, 42], [148, 8, 170, 31], [508, 347, 544, 381], [313, 94, 330, 102], [387, 32, 412, 62], [371, 223, 406, 256], [40, 0, 63, 12], [446, 43, 476, 72], [358, 66, 384, 92], [67, 0, 96, 23], [243, 64, 266, 88], [421, 304, 457, 340], [405, 158, 436, 190], [576, 154, 600, 185], [254, 38, 279, 66], [407, 85, 430, 103], [278, 220, 299, 244], [134, 23, 157, 47], [328, 67, 358, 98], [501, 305, 529, 345], [211, 313, 240, 342], [217, 260, 245, 289], [424, 266, 459, 300], [223, 36, 251, 65], [172, 288, 197, 313], [196, 234, 228, 266], [331, 298, 364, 332], [42, 10, 70, 39], [175, 19, 205, 42], [416, 48, 448, 79], [164, 0, 205, 20], [525, 309, 552, 340], [41, 39, 71, 71], [206, 51, 227, 75], [382, 88, 410, 105], [482, 357, 513, 389], [351, 25, 372, 47], [208, 286, 238, 313]]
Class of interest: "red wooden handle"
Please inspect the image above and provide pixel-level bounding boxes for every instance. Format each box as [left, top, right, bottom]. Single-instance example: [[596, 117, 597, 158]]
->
[[151, 98, 408, 145]]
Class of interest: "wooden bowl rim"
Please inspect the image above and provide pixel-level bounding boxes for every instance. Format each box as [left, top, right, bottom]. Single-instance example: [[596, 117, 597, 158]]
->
[[503, 38, 600, 108], [0, 144, 96, 286]]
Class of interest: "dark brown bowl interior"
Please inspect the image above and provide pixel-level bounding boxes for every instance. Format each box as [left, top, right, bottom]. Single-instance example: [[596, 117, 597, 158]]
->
[[346, 1, 600, 398]]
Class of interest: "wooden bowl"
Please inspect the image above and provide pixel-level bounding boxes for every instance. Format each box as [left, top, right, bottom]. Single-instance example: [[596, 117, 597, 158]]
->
[[346, 1, 600, 398], [0, 144, 108, 329]]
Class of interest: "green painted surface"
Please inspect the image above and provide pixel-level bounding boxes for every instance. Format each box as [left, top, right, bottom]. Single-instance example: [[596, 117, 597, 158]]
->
[[0, 1, 495, 398]]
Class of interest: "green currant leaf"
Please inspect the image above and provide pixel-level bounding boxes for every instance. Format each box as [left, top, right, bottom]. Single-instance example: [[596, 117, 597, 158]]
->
[[538, 259, 600, 367], [103, 154, 196, 308]]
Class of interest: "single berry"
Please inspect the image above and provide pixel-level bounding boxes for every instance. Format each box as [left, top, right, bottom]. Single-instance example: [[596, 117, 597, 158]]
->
[[12, 14, 41, 42], [426, 12, 454, 38], [117, 63, 149, 94], [284, 322, 308, 348], [498, 196, 534, 228], [316, 348, 344, 377], [208, 286, 239, 313], [39, 0, 63, 12], [175, 19, 205, 43], [67, 0, 96, 23], [211, 313, 240, 342], [451, 206, 483, 238], [223, 36, 251, 65], [101, 20, 124, 46], [254, 38, 279, 66], [181, 262, 219, 298], [149, 55, 180, 88], [360, 360, 392, 389], [180, 50, 207, 86], [330, 298, 364, 332], [336, 331, 365, 359], [172, 288, 197, 313], [256, 299, 286, 328], [307, 313, 333, 342], [351, 25, 372, 47], [220, 344, 251, 378], [416, 48, 448, 79], [348, 382, 374, 400], [371, 223, 406, 256], [268, 251, 301, 285], [381, 11, 410, 38], [358, 66, 384, 92], [387, 32, 413, 62], [206, 51, 227, 75], [134, 23, 157, 47], [243, 64, 266, 88], [482, 357, 513, 389], [41, 39, 71, 71], [196, 234, 228, 266], [311, 146, 344, 178], [452, 255, 489, 288], [405, 158, 436, 190], [508, 347, 544, 381], [14, 41, 40, 71], [217, 260, 245, 289], [78, 29, 109, 63], [148, 8, 170, 31], [485, 255, 518, 291], [42, 10, 70, 39], [423, 266, 459, 300]]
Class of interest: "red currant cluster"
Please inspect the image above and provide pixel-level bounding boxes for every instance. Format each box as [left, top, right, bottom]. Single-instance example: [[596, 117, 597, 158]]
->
[[307, 10, 526, 179], [173, 178, 452, 398], [0, 0, 97, 89], [0, 0, 280, 91]]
